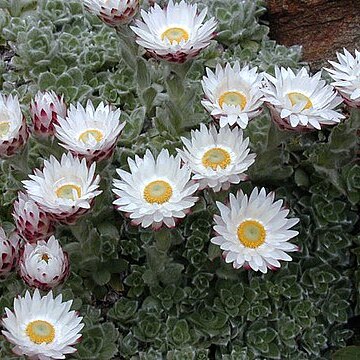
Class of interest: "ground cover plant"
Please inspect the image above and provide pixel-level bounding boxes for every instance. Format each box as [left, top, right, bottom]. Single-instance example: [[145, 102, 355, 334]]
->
[[0, 0, 359, 359]]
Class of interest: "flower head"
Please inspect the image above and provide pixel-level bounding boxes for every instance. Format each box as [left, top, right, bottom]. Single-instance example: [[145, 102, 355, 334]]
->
[[2, 289, 83, 359], [13, 192, 54, 243], [30, 90, 67, 137], [262, 67, 344, 131], [177, 124, 256, 192], [0, 94, 28, 157], [55, 101, 124, 162], [23, 152, 102, 224], [19, 236, 70, 290], [0, 228, 20, 277], [84, 0, 139, 26], [131, 0, 217, 63], [212, 187, 299, 273], [113, 149, 199, 229], [326, 48, 360, 108], [201, 62, 264, 128]]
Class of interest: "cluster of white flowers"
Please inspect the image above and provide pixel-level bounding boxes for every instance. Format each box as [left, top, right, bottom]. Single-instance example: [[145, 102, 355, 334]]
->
[[0, 225, 82, 359], [1, 0, 359, 358]]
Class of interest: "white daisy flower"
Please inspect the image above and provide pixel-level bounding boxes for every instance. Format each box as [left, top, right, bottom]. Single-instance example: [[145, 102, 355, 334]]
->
[[13, 192, 54, 243], [23, 152, 102, 224], [54, 100, 124, 162], [0, 228, 20, 278], [2, 289, 84, 359], [30, 90, 67, 137], [177, 124, 256, 192], [113, 149, 199, 229], [201, 62, 264, 128], [0, 93, 29, 157], [325, 48, 360, 108], [84, 0, 139, 27], [19, 236, 70, 291], [212, 187, 299, 273], [130, 0, 217, 63], [262, 67, 344, 131]]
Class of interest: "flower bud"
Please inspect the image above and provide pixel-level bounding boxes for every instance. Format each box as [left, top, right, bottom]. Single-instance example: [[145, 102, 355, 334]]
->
[[84, 0, 139, 27], [19, 236, 70, 290], [13, 192, 55, 243], [0, 228, 20, 277], [30, 91, 66, 137]]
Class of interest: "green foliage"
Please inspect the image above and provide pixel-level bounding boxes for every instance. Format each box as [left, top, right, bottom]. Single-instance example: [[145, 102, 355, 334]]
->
[[0, 0, 359, 359], [333, 346, 360, 360], [74, 307, 119, 359]]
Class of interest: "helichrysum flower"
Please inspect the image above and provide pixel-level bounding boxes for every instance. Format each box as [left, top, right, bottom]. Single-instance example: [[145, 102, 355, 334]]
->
[[13, 192, 54, 243], [177, 124, 256, 192], [30, 90, 67, 137], [19, 236, 69, 290], [2, 289, 83, 359], [201, 62, 264, 128], [23, 152, 102, 224], [0, 228, 20, 278], [212, 187, 299, 273], [262, 67, 344, 131], [130, 0, 217, 63], [0, 93, 28, 157], [84, 0, 139, 27], [55, 101, 124, 162], [325, 48, 360, 108], [113, 149, 199, 228]]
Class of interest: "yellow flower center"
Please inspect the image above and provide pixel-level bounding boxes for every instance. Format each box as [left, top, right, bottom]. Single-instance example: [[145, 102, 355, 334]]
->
[[202, 147, 231, 170], [287, 92, 313, 109], [143, 180, 173, 204], [78, 129, 103, 145], [0, 121, 10, 138], [41, 253, 50, 263], [237, 220, 266, 248], [55, 184, 82, 200], [26, 320, 55, 345], [219, 91, 247, 110], [161, 27, 189, 43]]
